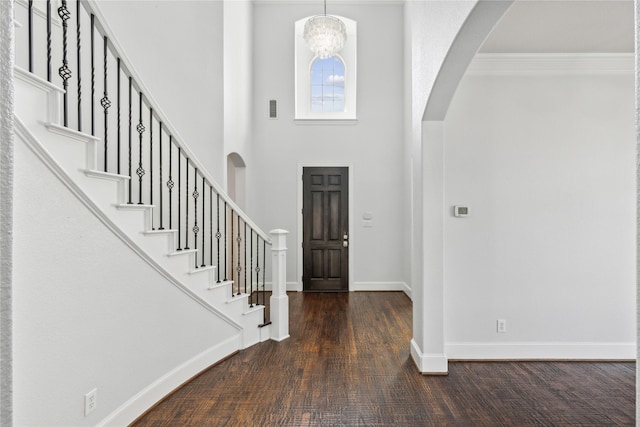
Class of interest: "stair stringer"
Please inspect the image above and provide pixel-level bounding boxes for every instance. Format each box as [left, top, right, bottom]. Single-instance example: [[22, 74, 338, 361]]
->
[[14, 67, 269, 346], [14, 116, 246, 334]]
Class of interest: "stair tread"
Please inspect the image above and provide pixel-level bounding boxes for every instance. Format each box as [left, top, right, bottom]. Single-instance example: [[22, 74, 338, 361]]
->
[[189, 265, 216, 275], [116, 203, 155, 209], [85, 169, 131, 181], [167, 249, 198, 257]]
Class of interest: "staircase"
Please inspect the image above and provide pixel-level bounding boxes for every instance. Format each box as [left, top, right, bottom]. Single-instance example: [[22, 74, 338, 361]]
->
[[11, 0, 288, 425]]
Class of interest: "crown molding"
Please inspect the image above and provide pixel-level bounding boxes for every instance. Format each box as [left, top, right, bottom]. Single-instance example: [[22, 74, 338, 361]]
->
[[467, 53, 634, 76]]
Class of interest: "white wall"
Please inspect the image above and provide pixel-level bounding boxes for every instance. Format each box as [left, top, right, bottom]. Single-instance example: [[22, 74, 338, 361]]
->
[[96, 0, 225, 183], [13, 137, 239, 426], [443, 57, 636, 358], [224, 0, 253, 193], [250, 3, 405, 289]]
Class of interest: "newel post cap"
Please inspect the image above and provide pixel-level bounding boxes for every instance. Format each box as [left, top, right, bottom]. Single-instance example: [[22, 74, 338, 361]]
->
[[269, 229, 289, 250]]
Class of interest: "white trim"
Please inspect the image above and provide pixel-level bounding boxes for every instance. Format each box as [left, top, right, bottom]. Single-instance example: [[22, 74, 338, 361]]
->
[[297, 162, 354, 292], [467, 53, 634, 76], [401, 282, 411, 300], [410, 339, 448, 374], [352, 281, 407, 292], [263, 281, 300, 292], [294, 119, 358, 126], [98, 335, 241, 427], [445, 342, 637, 360], [14, 117, 243, 331]]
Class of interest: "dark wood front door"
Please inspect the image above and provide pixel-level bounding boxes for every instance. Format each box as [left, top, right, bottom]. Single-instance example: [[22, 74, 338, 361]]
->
[[302, 167, 349, 291]]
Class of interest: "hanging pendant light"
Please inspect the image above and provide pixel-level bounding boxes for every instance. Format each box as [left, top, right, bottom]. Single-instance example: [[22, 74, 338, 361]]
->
[[303, 0, 347, 59]]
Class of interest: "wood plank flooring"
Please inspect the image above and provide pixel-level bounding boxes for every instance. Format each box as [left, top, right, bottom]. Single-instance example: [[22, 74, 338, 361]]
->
[[132, 292, 635, 426]]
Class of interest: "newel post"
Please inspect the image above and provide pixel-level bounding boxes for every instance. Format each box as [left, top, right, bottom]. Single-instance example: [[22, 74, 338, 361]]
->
[[269, 229, 290, 341]]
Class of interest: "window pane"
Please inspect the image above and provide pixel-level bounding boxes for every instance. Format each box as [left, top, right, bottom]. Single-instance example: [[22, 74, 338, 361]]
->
[[310, 57, 345, 113]]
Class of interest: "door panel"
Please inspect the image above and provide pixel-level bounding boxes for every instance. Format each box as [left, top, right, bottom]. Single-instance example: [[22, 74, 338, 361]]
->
[[303, 167, 349, 291]]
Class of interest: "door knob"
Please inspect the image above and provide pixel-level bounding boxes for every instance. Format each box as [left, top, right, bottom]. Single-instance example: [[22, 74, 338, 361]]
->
[[343, 241, 348, 247]]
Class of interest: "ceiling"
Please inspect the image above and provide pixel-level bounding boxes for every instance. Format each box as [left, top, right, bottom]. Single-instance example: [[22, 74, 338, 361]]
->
[[479, 0, 634, 53]]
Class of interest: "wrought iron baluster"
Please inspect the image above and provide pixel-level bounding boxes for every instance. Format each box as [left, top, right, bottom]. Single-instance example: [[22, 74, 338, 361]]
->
[[230, 209, 234, 293], [28, 0, 33, 72], [90, 14, 95, 136], [185, 159, 190, 250], [224, 201, 228, 281], [192, 168, 199, 268], [210, 187, 214, 268], [149, 108, 154, 228], [202, 177, 206, 268], [256, 237, 261, 307], [250, 229, 253, 307], [102, 36, 111, 172], [58, 0, 71, 127], [167, 136, 174, 230], [177, 147, 182, 250], [216, 194, 221, 282], [47, 0, 51, 82], [76, 1, 81, 131], [127, 76, 132, 203], [117, 58, 121, 174], [263, 240, 266, 323], [158, 123, 164, 230], [136, 92, 145, 204], [244, 221, 247, 295], [237, 215, 242, 295]]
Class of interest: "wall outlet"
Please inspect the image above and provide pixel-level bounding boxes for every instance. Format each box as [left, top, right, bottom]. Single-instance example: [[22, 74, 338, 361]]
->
[[85, 388, 97, 416], [497, 319, 507, 333]]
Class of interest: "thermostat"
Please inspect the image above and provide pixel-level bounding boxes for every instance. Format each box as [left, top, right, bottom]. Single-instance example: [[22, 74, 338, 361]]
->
[[453, 206, 469, 217]]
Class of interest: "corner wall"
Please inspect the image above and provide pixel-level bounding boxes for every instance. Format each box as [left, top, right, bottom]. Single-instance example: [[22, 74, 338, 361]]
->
[[443, 57, 636, 358]]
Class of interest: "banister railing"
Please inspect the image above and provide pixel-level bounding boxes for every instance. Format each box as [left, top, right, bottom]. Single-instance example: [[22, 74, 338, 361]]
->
[[14, 0, 278, 326]]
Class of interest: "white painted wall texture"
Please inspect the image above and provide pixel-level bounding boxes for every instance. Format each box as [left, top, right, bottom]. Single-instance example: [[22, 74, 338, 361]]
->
[[443, 63, 636, 358], [96, 0, 225, 184], [12, 137, 239, 426], [250, 3, 405, 289]]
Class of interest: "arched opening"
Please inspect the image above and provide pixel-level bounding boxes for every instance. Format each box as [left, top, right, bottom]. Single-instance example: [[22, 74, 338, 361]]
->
[[226, 152, 246, 210]]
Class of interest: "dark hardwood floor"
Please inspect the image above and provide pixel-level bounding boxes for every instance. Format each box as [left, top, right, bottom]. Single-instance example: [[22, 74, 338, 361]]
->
[[132, 292, 635, 426]]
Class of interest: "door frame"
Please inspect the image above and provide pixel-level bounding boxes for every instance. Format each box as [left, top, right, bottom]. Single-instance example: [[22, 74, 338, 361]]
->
[[297, 162, 354, 292]]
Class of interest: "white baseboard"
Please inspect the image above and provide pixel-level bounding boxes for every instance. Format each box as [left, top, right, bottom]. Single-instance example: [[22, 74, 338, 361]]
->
[[445, 342, 637, 360], [263, 282, 300, 292], [410, 339, 448, 374], [352, 281, 408, 292], [99, 334, 241, 427], [401, 282, 411, 299]]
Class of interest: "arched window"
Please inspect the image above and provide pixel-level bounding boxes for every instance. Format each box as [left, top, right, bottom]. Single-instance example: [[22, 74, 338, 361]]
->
[[295, 16, 357, 120], [311, 56, 345, 113]]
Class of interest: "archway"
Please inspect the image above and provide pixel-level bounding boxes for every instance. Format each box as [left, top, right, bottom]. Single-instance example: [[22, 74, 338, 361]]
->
[[226, 152, 246, 211]]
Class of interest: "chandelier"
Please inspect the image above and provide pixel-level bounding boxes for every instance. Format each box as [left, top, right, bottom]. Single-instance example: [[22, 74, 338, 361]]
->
[[303, 1, 347, 59]]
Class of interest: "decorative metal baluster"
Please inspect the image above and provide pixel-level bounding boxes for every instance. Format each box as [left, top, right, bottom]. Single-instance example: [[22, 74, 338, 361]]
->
[[117, 58, 121, 174], [256, 237, 261, 307], [101, 36, 111, 172], [127, 76, 132, 204], [192, 168, 199, 268], [224, 201, 228, 281], [28, 0, 33, 72], [237, 215, 242, 295], [149, 109, 154, 229], [244, 222, 247, 295], [230, 209, 234, 293], [216, 194, 221, 282], [210, 187, 214, 268], [136, 92, 145, 204], [176, 147, 182, 250], [90, 14, 95, 135], [58, 0, 71, 127], [185, 159, 190, 250], [167, 136, 174, 230], [158, 123, 164, 230], [76, 1, 81, 131], [263, 240, 266, 323], [250, 229, 253, 307], [47, 0, 51, 82], [201, 177, 206, 268]]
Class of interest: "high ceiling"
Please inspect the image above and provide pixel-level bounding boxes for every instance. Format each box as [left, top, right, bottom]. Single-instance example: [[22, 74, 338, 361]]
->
[[480, 0, 634, 53]]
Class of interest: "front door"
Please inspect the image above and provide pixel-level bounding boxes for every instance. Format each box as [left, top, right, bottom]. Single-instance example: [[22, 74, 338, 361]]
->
[[302, 167, 349, 291]]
